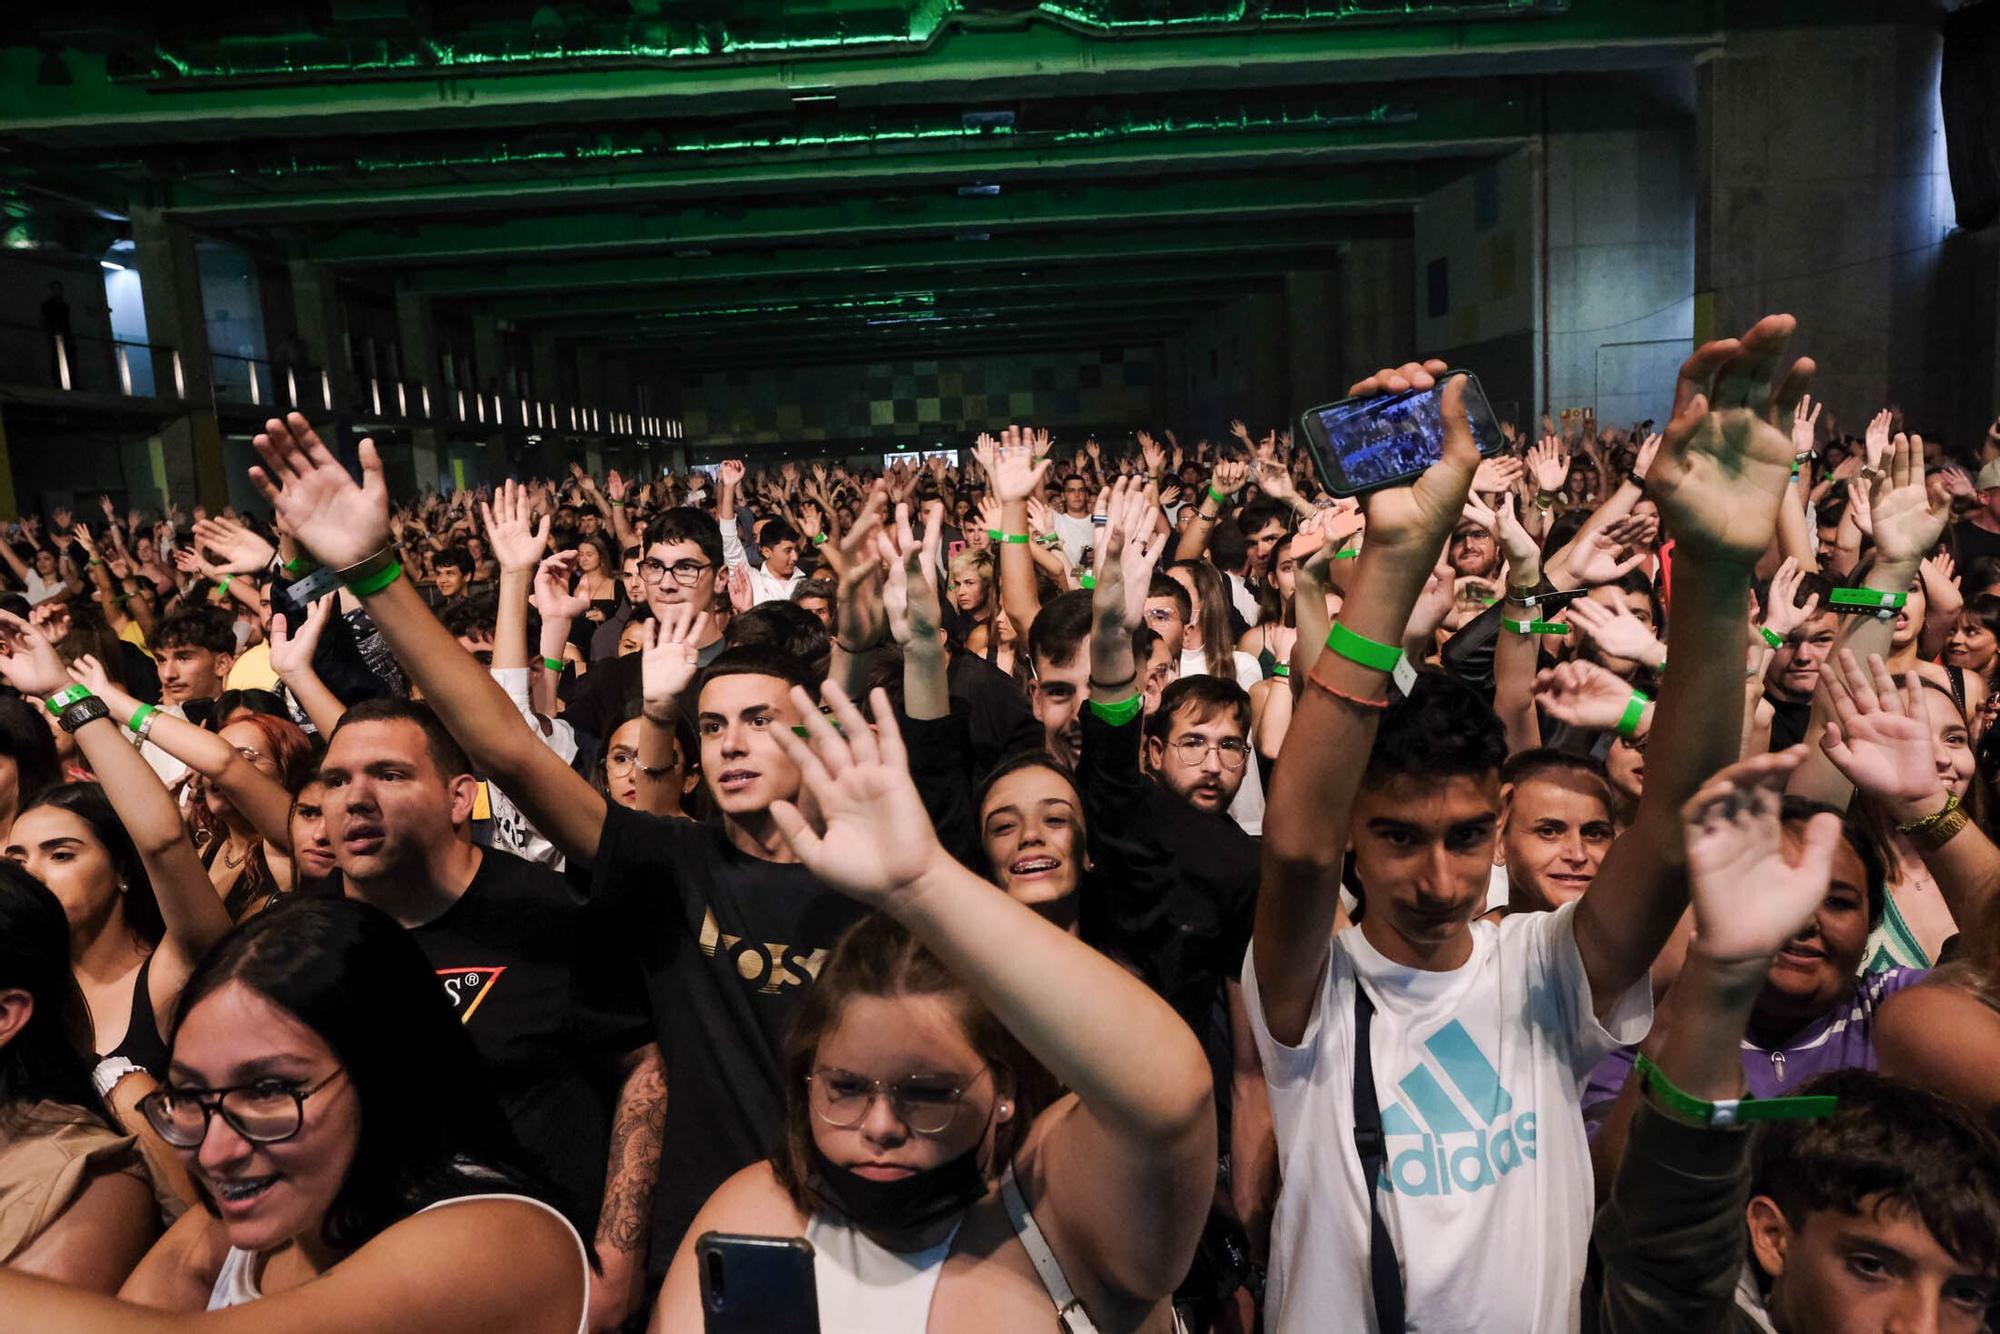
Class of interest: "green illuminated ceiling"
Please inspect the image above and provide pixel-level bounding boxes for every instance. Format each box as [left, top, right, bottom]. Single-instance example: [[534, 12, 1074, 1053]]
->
[[1, 1, 1721, 379]]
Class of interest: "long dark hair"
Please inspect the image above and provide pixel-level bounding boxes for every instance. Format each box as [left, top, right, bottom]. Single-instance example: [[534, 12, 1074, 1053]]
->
[[0, 862, 106, 1131], [19, 782, 162, 946], [771, 914, 1048, 1214], [170, 896, 587, 1254], [0, 695, 60, 821]]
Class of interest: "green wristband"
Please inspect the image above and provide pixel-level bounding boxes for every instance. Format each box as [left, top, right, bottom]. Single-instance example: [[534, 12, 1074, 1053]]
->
[[1617, 690, 1651, 739], [1760, 626, 1785, 650], [44, 684, 91, 718], [1270, 663, 1290, 679], [126, 702, 156, 737], [1827, 586, 1908, 612], [1634, 1052, 1836, 1127], [344, 559, 403, 598], [811, 533, 827, 546], [541, 656, 566, 673], [283, 555, 315, 575], [1502, 618, 1568, 635], [1207, 485, 1235, 507], [1087, 693, 1145, 726], [608, 498, 626, 507], [1333, 547, 1360, 560], [1324, 621, 1403, 674], [1078, 573, 1096, 590], [986, 529, 1002, 541], [1001, 533, 1029, 545]]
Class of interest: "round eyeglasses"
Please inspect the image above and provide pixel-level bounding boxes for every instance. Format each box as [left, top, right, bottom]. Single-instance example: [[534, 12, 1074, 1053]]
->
[[137, 1070, 344, 1149], [1170, 736, 1250, 770], [637, 557, 712, 588], [807, 1065, 991, 1136]]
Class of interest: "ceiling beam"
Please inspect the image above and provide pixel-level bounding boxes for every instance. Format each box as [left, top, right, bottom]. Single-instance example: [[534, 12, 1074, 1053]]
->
[[0, 3, 1720, 145], [318, 167, 1442, 267]]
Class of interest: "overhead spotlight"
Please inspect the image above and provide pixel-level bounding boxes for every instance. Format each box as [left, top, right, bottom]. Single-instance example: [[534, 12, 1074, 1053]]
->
[[956, 183, 1002, 198], [961, 109, 1015, 132], [99, 259, 125, 272], [954, 231, 992, 242]]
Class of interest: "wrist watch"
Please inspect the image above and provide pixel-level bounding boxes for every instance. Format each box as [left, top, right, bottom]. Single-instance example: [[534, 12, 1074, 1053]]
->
[[57, 695, 110, 733], [92, 1055, 143, 1100]]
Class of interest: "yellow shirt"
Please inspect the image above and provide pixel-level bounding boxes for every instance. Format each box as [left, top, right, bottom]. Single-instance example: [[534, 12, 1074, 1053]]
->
[[116, 617, 151, 658], [226, 640, 280, 692]]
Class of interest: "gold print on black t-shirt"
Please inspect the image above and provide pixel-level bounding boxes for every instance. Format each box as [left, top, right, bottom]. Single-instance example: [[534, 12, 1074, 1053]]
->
[[438, 966, 508, 1022], [698, 909, 828, 996]]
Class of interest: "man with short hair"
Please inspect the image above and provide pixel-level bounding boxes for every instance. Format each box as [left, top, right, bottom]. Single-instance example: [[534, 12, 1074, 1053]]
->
[[1952, 458, 2000, 579], [1493, 749, 1617, 916], [1763, 577, 1838, 750], [1027, 589, 1093, 766], [789, 576, 835, 629], [1053, 470, 1098, 570], [309, 696, 665, 1330], [1249, 323, 1810, 1331], [140, 604, 239, 784]]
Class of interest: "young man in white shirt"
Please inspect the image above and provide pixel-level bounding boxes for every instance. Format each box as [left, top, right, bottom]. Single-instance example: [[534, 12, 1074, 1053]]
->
[[715, 458, 804, 606], [1247, 318, 1813, 1332]]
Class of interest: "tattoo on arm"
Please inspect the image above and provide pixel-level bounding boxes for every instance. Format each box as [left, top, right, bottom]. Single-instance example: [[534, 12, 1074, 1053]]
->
[[597, 1046, 668, 1256]]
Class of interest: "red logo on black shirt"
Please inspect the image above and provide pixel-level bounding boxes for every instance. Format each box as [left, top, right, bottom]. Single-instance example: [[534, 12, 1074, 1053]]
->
[[438, 966, 507, 1021]]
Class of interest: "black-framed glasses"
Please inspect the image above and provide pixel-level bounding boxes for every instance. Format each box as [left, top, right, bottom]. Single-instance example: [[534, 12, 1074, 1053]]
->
[[1170, 736, 1250, 770], [638, 557, 712, 587], [137, 1070, 344, 1149], [807, 1065, 991, 1135]]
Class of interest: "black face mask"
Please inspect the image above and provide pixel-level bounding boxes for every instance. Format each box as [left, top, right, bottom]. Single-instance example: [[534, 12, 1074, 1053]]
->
[[807, 1139, 990, 1236]]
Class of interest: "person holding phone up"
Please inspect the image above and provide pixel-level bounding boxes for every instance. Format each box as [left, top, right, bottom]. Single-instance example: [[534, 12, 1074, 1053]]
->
[[655, 682, 1214, 1334]]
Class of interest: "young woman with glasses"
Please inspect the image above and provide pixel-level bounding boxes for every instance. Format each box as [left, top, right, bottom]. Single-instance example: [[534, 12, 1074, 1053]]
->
[[0, 895, 592, 1332], [657, 684, 1212, 1333]]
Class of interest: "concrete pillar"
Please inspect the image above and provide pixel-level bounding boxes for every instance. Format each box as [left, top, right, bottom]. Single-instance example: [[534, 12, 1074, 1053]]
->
[[288, 259, 357, 421], [394, 288, 446, 495], [1285, 268, 1341, 417], [131, 206, 228, 510], [1696, 17, 1950, 430]]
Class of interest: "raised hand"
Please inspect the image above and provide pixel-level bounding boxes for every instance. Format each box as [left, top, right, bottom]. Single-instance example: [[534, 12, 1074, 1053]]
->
[[1527, 435, 1571, 495], [1644, 316, 1811, 565], [1867, 432, 1947, 565], [1493, 493, 1540, 573], [717, 459, 746, 491], [1208, 456, 1250, 501], [1761, 556, 1820, 638], [1138, 431, 1167, 478], [1938, 464, 1974, 500], [877, 502, 943, 649], [973, 431, 1051, 504], [1633, 431, 1662, 480], [1817, 649, 1943, 812], [1254, 449, 1298, 503], [1472, 455, 1524, 497], [0, 610, 75, 699], [1533, 658, 1645, 731], [66, 652, 115, 699], [1790, 392, 1822, 458], [1558, 520, 1650, 586], [532, 551, 592, 622], [1682, 747, 1841, 966], [267, 595, 333, 678], [248, 413, 391, 571], [1567, 596, 1668, 668], [768, 684, 942, 907], [642, 603, 710, 720], [604, 468, 627, 503], [192, 516, 278, 575], [1864, 409, 1893, 473], [1347, 364, 1480, 559], [481, 479, 551, 574]]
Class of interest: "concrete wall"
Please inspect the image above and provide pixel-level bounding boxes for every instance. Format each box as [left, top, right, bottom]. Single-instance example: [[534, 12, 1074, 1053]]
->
[[1544, 71, 1698, 430], [1414, 148, 1539, 423], [1698, 14, 1953, 435], [1180, 288, 1290, 440]]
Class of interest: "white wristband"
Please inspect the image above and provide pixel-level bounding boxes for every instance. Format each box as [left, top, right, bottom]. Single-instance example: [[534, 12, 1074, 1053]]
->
[[92, 1055, 144, 1100]]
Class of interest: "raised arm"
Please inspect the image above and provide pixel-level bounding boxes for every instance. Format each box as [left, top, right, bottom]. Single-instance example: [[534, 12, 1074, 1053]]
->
[[772, 684, 1214, 1302], [1254, 362, 1479, 1045], [1492, 492, 1545, 754], [1173, 456, 1248, 563], [878, 502, 949, 721], [481, 480, 550, 673], [267, 597, 345, 739], [975, 430, 1052, 636], [1570, 315, 1810, 1017], [248, 412, 608, 866], [0, 619, 232, 985], [1591, 749, 1842, 1334], [715, 459, 748, 571], [635, 603, 709, 783]]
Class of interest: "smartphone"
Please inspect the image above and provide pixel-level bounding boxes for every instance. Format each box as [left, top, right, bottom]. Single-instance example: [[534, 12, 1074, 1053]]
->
[[697, 1232, 821, 1334], [1295, 370, 1506, 498]]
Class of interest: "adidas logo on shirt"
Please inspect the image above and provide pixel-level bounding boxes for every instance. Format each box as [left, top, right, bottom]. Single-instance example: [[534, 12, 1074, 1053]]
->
[[1377, 1020, 1537, 1197]]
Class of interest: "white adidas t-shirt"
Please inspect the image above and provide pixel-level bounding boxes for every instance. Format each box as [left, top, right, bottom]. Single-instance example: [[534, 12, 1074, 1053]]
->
[[1242, 900, 1650, 1333]]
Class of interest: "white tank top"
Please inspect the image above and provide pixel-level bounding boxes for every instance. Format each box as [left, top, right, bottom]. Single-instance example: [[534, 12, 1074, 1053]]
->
[[205, 1191, 589, 1332], [806, 1165, 1114, 1334]]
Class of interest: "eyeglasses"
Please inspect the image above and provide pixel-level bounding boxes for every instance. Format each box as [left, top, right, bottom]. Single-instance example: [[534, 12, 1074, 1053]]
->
[[638, 557, 712, 587], [137, 1069, 344, 1149], [1142, 607, 1180, 626], [1170, 736, 1251, 770], [808, 1065, 991, 1135], [605, 748, 662, 776]]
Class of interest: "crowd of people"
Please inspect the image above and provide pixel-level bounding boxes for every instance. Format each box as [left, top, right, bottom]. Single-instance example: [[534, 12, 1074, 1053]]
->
[[1, 312, 1998, 1331]]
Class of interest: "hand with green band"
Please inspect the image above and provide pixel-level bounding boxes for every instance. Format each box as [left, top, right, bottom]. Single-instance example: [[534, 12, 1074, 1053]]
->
[[248, 412, 393, 573], [1684, 746, 1842, 969], [1532, 659, 1651, 736]]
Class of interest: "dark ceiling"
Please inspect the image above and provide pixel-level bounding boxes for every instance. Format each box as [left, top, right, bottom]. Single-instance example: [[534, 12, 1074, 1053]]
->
[[0, 1, 1723, 375]]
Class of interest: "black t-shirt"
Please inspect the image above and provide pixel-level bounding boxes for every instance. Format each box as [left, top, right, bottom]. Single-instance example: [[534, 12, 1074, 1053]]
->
[[590, 804, 870, 1268], [1766, 691, 1812, 751], [1953, 517, 2000, 588], [318, 851, 651, 1236]]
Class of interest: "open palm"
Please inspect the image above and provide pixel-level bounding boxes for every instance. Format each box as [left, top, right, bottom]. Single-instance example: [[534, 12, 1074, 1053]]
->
[[1683, 749, 1840, 964], [1817, 650, 1940, 806], [770, 685, 942, 908], [267, 596, 333, 677], [248, 413, 391, 570], [1866, 433, 1946, 564], [1643, 316, 1809, 566]]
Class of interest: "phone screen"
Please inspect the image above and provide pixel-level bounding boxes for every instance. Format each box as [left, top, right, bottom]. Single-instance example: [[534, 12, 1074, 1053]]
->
[[1304, 373, 1502, 495]]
